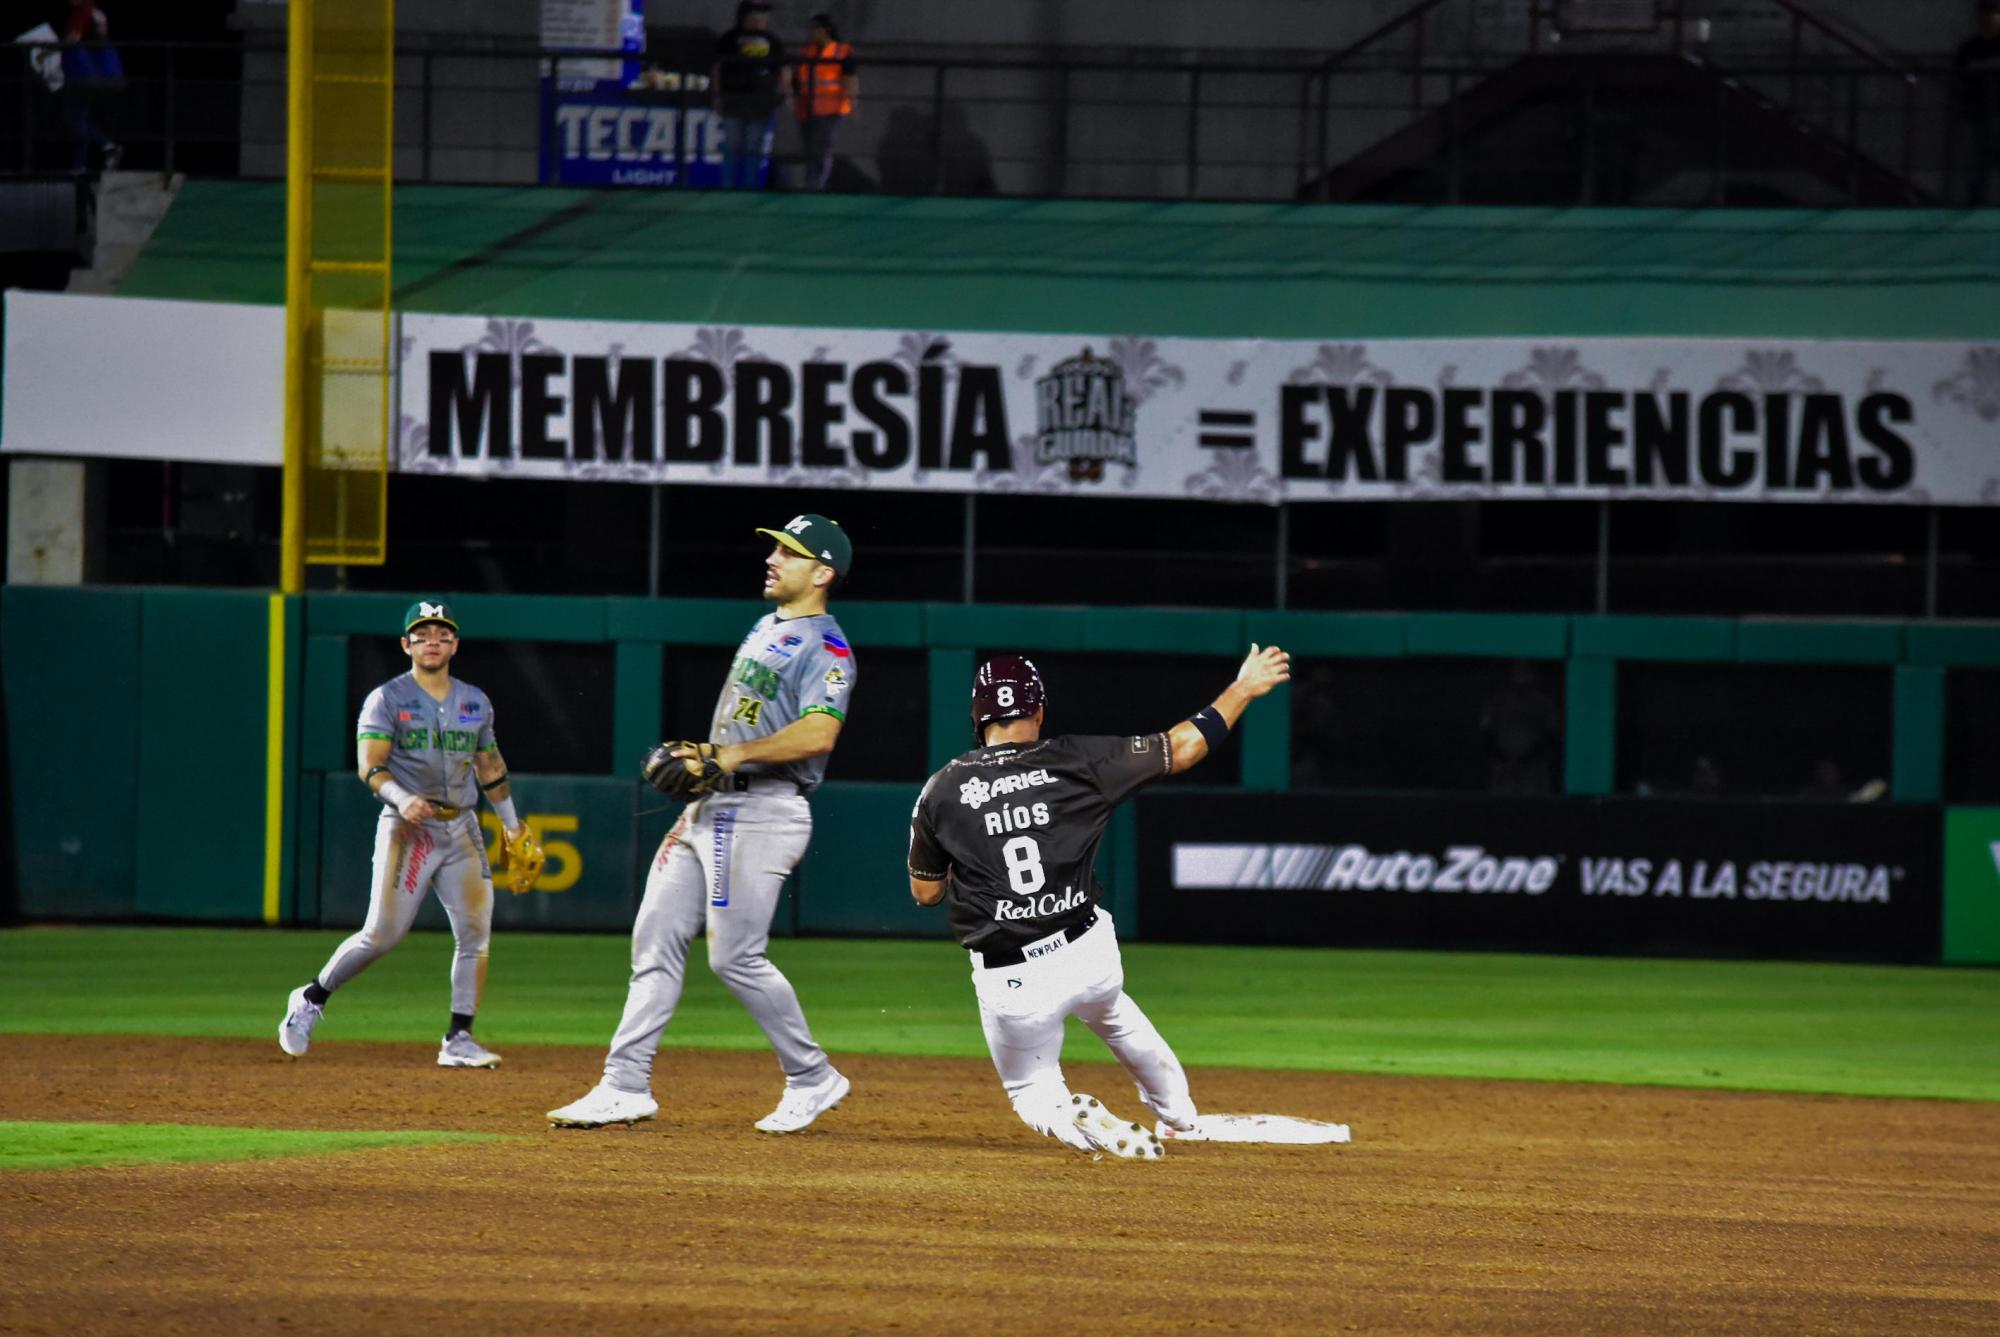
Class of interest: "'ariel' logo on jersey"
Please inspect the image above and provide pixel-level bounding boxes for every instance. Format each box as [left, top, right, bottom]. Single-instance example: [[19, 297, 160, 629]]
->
[[958, 768, 1056, 809]]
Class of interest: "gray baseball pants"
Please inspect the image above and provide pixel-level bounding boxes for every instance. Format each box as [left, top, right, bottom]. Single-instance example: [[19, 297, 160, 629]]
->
[[602, 790, 832, 1094], [318, 809, 494, 1016]]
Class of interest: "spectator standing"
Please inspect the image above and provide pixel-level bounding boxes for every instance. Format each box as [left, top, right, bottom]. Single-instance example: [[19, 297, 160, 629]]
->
[[60, 1, 121, 173], [792, 12, 856, 191], [712, 0, 788, 190], [1955, 0, 2000, 204]]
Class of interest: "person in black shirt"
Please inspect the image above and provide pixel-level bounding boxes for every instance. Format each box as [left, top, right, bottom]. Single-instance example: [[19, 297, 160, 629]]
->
[[712, 0, 788, 189], [1957, 0, 2000, 204], [907, 645, 1292, 1158]]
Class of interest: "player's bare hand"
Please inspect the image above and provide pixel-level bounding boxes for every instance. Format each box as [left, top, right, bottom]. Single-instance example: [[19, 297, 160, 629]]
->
[[398, 795, 437, 823], [1235, 643, 1292, 697]]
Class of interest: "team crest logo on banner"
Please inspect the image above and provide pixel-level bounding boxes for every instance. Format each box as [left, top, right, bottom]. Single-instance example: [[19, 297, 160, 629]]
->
[[1034, 348, 1139, 483]]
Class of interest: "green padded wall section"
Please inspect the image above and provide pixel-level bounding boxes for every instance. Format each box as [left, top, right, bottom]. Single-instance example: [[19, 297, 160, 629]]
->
[[134, 589, 270, 920], [123, 185, 2000, 340], [612, 641, 663, 770], [301, 634, 350, 772], [1571, 616, 1736, 662], [606, 597, 766, 644], [794, 782, 948, 938], [1892, 666, 1945, 803], [1737, 620, 1905, 663], [1080, 608, 1243, 654], [1, 587, 143, 918], [1906, 624, 2000, 666], [925, 604, 1085, 651], [1564, 658, 1617, 797], [276, 594, 306, 924], [927, 648, 975, 771], [1405, 613, 1568, 660], [1240, 687, 1290, 792], [1247, 611, 1403, 657], [13, 588, 2000, 927], [834, 603, 927, 648]]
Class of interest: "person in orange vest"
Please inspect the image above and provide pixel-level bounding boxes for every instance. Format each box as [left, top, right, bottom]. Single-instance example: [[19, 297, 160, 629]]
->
[[792, 13, 857, 191]]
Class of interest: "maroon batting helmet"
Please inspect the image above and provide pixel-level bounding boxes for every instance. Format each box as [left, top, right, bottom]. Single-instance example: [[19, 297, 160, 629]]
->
[[971, 654, 1045, 741]]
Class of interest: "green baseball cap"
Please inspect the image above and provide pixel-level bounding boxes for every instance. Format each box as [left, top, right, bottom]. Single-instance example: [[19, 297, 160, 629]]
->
[[402, 599, 458, 635], [755, 514, 852, 579]]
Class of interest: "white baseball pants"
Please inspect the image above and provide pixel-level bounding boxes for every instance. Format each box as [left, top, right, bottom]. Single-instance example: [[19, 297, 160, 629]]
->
[[971, 907, 1197, 1150]]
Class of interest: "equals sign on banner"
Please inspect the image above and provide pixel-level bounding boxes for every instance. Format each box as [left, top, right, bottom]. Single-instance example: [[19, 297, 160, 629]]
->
[[1197, 409, 1255, 449]]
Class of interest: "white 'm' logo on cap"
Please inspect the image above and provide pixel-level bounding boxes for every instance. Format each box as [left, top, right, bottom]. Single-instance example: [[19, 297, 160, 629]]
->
[[420, 602, 444, 617], [785, 516, 810, 534]]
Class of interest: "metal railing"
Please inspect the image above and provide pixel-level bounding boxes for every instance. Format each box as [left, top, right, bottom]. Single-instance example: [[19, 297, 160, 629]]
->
[[1, 27, 1976, 206]]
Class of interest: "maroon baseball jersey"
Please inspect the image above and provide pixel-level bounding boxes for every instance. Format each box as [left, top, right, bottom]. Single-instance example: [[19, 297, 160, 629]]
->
[[908, 733, 1174, 953]]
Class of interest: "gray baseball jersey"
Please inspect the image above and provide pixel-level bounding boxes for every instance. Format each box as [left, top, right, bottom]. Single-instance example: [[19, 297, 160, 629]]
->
[[709, 612, 855, 792], [356, 673, 498, 809]]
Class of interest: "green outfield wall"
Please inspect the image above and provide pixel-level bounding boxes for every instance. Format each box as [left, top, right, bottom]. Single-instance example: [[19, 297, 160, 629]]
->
[[5, 585, 1998, 960]]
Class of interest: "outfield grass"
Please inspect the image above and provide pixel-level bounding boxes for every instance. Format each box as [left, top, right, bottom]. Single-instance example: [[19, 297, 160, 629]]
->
[[1, 926, 1996, 1101], [0, 1120, 496, 1171]]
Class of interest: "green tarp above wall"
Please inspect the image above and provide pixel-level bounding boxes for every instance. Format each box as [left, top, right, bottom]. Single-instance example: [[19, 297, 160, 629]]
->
[[120, 183, 2000, 340]]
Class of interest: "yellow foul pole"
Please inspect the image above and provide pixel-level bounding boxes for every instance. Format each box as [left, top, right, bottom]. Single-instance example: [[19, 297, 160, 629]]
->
[[281, 0, 312, 597], [269, 0, 315, 924]]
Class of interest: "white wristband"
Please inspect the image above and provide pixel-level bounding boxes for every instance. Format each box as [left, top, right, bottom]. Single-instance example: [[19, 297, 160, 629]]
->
[[491, 795, 519, 828], [379, 779, 415, 810]]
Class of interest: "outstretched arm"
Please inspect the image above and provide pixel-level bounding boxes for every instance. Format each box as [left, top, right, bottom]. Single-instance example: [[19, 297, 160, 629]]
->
[[1165, 644, 1291, 775]]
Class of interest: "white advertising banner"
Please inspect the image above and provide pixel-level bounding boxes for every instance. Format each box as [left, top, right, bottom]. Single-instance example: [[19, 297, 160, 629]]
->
[[8, 294, 2000, 505], [1, 292, 284, 465], [400, 312, 2000, 506]]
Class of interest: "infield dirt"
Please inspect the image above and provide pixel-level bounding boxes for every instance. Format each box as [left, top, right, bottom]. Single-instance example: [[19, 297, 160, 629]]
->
[[1, 1033, 1996, 1334]]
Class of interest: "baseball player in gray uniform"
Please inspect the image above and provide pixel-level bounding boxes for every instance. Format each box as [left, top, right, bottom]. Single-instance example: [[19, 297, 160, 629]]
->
[[548, 514, 857, 1133], [278, 600, 533, 1068]]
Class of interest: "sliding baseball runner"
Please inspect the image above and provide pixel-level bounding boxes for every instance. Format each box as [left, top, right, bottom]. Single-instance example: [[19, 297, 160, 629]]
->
[[549, 514, 856, 1134], [906, 645, 1291, 1158]]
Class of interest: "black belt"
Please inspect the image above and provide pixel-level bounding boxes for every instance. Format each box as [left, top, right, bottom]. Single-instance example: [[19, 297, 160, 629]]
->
[[975, 914, 1095, 970], [724, 774, 807, 795]]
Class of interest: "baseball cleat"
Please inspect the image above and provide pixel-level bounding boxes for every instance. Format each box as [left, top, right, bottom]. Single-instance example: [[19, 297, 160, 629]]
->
[[278, 986, 322, 1057], [437, 1031, 502, 1069], [1071, 1093, 1164, 1160], [754, 1069, 851, 1133], [547, 1083, 659, 1128]]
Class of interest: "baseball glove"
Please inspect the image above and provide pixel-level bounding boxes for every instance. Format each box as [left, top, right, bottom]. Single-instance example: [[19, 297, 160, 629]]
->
[[499, 824, 546, 895], [642, 740, 725, 801]]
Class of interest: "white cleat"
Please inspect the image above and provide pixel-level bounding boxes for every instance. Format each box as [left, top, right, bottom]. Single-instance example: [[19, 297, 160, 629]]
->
[[437, 1032, 502, 1069], [754, 1070, 851, 1134], [547, 1083, 659, 1128], [278, 986, 322, 1057], [1071, 1093, 1164, 1160]]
